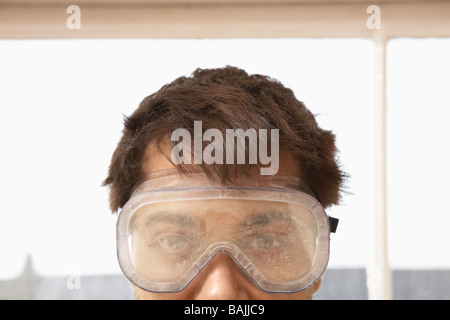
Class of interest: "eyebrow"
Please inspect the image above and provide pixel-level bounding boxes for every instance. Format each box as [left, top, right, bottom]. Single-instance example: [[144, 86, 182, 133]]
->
[[240, 211, 293, 227], [143, 212, 198, 228]]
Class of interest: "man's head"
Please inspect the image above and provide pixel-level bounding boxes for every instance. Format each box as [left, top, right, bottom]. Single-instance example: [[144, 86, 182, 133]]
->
[[104, 66, 346, 299]]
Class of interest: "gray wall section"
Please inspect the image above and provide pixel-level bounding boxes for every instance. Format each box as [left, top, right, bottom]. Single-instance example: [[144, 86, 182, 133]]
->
[[316, 269, 450, 300], [0, 274, 134, 300], [1, 267, 450, 299], [315, 269, 369, 300]]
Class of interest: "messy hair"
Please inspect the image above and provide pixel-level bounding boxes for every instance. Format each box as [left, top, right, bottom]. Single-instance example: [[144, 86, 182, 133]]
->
[[103, 66, 346, 212]]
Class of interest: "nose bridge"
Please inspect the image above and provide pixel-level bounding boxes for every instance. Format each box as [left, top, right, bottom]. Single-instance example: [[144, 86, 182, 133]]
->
[[193, 246, 254, 299], [207, 241, 238, 259], [202, 241, 254, 278], [203, 241, 251, 282]]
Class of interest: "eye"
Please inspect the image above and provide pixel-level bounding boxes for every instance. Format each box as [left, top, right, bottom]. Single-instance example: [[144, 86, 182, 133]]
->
[[154, 233, 193, 252], [241, 231, 296, 263], [253, 234, 277, 250], [246, 233, 287, 252]]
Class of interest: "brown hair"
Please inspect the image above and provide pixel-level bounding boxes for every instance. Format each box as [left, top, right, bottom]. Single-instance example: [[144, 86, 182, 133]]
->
[[103, 66, 346, 212]]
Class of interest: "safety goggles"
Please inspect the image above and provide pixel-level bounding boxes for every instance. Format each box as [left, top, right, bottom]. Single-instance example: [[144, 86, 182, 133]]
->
[[116, 169, 338, 294]]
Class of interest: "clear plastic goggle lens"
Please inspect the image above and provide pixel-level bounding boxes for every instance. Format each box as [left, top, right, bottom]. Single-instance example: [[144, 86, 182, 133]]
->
[[116, 171, 334, 293], [129, 199, 318, 283]]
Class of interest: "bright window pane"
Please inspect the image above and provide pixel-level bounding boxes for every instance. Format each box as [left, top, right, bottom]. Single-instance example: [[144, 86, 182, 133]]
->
[[387, 38, 450, 269], [0, 39, 373, 280]]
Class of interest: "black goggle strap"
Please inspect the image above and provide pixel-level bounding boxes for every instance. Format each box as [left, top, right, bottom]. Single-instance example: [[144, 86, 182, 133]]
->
[[328, 216, 339, 233]]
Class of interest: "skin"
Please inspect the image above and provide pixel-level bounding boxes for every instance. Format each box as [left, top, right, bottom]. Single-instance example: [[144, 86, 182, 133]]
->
[[132, 142, 322, 300]]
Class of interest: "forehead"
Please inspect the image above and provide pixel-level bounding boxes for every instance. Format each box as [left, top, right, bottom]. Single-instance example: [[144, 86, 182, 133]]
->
[[135, 198, 296, 215], [143, 138, 307, 182], [130, 198, 316, 231]]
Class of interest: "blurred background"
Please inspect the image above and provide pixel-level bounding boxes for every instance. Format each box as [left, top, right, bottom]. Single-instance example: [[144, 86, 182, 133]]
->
[[0, 0, 449, 299]]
